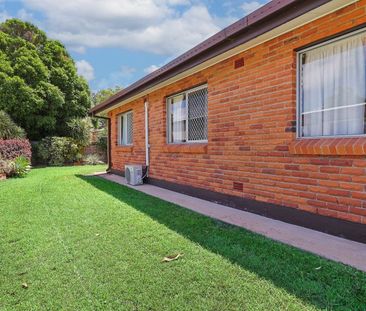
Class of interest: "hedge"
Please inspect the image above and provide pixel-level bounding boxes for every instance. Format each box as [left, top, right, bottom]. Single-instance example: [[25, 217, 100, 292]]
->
[[0, 139, 32, 161]]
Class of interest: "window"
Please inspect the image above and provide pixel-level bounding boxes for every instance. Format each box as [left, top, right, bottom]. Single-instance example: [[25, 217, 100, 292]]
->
[[118, 111, 133, 145], [298, 29, 366, 138], [167, 85, 208, 143]]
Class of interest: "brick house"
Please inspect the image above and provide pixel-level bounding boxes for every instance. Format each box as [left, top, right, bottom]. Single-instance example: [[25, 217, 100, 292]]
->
[[90, 0, 366, 242]]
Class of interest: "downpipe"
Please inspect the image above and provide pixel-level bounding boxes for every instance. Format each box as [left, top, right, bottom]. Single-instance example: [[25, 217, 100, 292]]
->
[[144, 100, 150, 177]]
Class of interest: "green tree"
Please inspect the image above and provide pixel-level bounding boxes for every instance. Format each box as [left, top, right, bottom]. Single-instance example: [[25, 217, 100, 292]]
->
[[0, 19, 91, 140], [0, 110, 25, 139], [67, 117, 92, 147], [91, 86, 122, 129]]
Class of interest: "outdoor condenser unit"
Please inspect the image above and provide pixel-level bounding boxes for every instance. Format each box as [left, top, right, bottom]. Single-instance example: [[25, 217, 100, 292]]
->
[[125, 165, 143, 186]]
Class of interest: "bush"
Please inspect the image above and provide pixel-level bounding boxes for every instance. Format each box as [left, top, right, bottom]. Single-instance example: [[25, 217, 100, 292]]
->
[[0, 156, 31, 177], [84, 154, 102, 165], [67, 118, 92, 148], [96, 135, 107, 152], [13, 156, 31, 177], [0, 139, 31, 161], [36, 137, 80, 166], [0, 159, 15, 176], [0, 110, 26, 139]]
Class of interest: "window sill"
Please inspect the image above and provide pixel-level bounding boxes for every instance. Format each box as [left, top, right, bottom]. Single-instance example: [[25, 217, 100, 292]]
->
[[162, 143, 208, 154], [115, 145, 133, 152], [289, 138, 366, 155]]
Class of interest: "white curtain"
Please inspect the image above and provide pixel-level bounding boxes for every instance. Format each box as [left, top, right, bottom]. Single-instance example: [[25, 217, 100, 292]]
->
[[170, 94, 186, 142], [302, 32, 366, 137]]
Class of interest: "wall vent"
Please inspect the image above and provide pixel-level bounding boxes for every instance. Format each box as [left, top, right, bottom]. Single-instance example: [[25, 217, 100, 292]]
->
[[233, 182, 243, 191], [234, 58, 244, 69]]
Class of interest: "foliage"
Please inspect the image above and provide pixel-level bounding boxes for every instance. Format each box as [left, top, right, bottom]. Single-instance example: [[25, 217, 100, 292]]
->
[[0, 156, 30, 177], [34, 118, 94, 166], [95, 127, 107, 153], [91, 86, 121, 129], [96, 135, 107, 153], [0, 18, 47, 46], [0, 19, 91, 140], [13, 156, 31, 177], [0, 110, 25, 139], [36, 136, 80, 166], [91, 86, 122, 107], [1, 165, 366, 310], [84, 154, 101, 165], [0, 139, 31, 161], [0, 159, 15, 176], [66, 117, 92, 147]]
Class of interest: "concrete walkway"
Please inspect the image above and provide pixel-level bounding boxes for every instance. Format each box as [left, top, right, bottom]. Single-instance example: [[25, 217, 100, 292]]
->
[[97, 173, 366, 272]]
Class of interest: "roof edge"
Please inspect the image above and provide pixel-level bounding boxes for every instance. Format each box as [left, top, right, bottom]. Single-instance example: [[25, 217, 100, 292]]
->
[[90, 0, 331, 115]]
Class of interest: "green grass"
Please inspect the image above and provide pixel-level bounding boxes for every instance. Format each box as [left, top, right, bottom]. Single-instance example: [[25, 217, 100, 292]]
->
[[1, 166, 365, 310]]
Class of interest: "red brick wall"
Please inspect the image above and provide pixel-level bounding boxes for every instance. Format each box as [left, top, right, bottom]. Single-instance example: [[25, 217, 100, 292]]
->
[[109, 1, 366, 224]]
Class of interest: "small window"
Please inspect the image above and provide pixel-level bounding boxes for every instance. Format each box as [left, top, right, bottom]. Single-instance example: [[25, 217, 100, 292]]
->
[[298, 29, 366, 138], [167, 85, 208, 143], [119, 111, 133, 145]]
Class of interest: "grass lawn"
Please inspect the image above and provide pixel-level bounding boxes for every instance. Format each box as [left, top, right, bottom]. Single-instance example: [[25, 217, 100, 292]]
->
[[1, 165, 365, 310]]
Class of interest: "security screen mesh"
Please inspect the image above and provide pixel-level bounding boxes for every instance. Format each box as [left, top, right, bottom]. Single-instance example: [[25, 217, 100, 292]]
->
[[126, 112, 133, 145], [187, 88, 208, 141]]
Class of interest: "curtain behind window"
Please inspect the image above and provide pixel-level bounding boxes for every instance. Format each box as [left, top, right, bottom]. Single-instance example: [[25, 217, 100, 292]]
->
[[170, 94, 186, 143], [301, 32, 366, 137]]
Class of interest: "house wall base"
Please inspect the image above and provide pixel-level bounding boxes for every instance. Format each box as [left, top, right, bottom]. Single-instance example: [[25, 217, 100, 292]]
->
[[107, 169, 366, 244]]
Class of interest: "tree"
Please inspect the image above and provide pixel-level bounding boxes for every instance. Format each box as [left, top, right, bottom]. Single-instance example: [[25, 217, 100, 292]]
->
[[0, 19, 91, 140], [0, 110, 25, 139], [67, 117, 92, 147], [91, 86, 122, 129]]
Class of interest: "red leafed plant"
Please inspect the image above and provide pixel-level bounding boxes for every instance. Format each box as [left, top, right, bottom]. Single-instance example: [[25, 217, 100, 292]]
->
[[0, 139, 32, 161]]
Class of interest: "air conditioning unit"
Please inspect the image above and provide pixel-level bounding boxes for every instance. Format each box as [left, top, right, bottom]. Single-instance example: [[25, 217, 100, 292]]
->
[[125, 165, 143, 186]]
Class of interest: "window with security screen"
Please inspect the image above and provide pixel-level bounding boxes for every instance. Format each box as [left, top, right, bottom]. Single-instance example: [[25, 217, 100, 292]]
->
[[119, 111, 133, 145], [167, 85, 208, 143]]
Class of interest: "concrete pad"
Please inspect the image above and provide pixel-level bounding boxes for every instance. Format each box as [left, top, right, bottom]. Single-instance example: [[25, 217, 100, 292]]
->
[[98, 173, 366, 272], [84, 171, 108, 177]]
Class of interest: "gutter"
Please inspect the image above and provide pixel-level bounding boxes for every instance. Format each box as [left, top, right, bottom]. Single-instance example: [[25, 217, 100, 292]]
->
[[90, 0, 332, 116]]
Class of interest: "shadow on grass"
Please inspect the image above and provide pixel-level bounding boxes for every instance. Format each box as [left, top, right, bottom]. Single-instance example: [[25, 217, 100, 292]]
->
[[77, 175, 366, 310]]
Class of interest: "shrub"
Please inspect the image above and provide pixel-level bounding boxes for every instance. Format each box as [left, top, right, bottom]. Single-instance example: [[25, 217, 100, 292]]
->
[[96, 135, 107, 152], [0, 139, 31, 161], [36, 136, 80, 166], [84, 154, 102, 165], [0, 110, 26, 139], [0, 159, 15, 176], [30, 141, 41, 164], [13, 156, 31, 177], [0, 156, 31, 177], [67, 118, 92, 148]]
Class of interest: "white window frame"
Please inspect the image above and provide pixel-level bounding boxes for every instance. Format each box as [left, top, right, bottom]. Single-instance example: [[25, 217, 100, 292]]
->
[[118, 111, 133, 146], [296, 27, 366, 139], [166, 84, 208, 144]]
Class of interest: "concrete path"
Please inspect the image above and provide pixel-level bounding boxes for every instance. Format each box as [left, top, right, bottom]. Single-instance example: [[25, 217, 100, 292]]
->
[[96, 173, 366, 272]]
